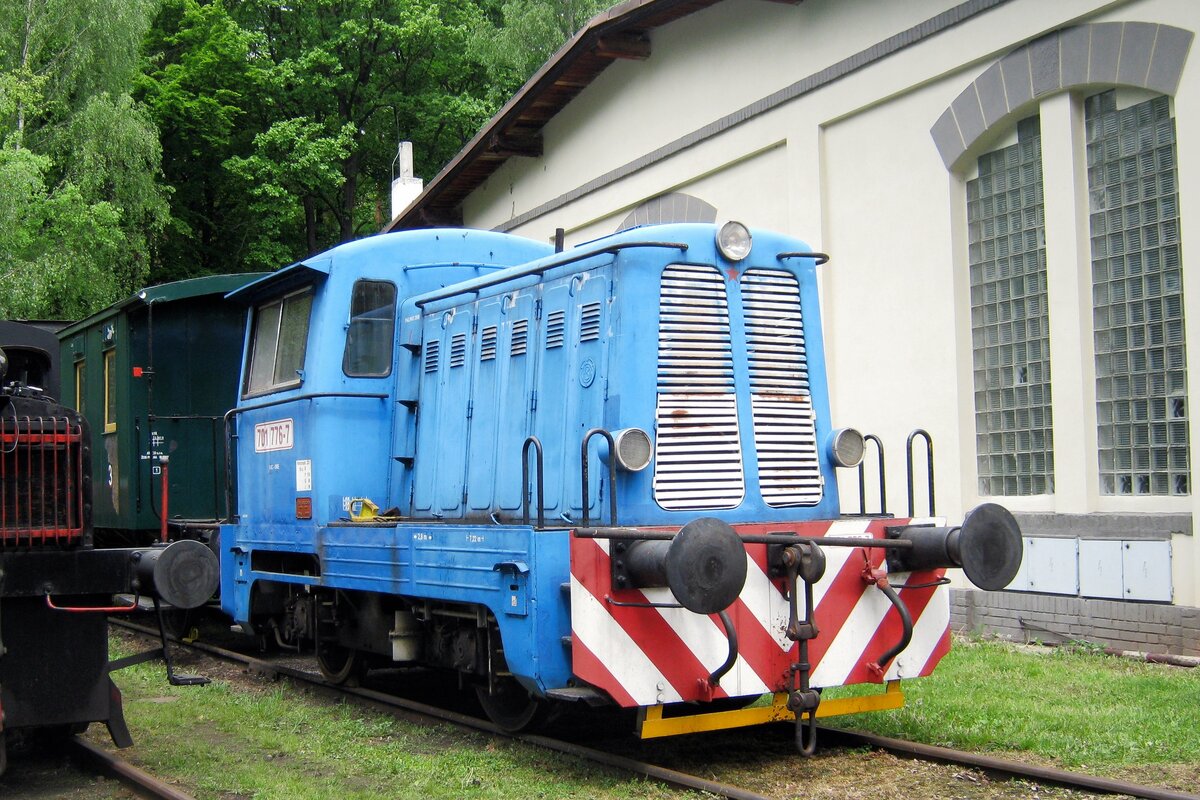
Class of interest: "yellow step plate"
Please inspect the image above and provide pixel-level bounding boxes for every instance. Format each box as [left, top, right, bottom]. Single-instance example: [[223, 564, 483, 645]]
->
[[636, 681, 904, 739]]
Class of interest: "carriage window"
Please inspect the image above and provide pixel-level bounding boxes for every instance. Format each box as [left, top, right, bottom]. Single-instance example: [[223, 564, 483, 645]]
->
[[245, 288, 313, 396], [103, 350, 117, 433], [75, 361, 86, 413], [342, 281, 396, 377]]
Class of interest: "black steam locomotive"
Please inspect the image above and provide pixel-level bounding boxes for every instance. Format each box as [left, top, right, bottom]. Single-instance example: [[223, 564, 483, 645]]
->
[[0, 322, 218, 774]]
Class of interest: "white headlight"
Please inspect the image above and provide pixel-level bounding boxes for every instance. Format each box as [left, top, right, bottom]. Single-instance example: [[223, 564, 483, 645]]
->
[[716, 221, 752, 261], [611, 428, 653, 472], [826, 428, 865, 468]]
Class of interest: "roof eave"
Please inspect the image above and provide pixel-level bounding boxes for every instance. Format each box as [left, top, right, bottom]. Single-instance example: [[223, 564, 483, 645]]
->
[[383, 0, 728, 233]]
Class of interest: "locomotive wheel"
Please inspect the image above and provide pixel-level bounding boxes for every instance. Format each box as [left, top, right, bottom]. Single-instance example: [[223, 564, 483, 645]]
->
[[160, 607, 195, 641], [316, 642, 363, 686], [475, 680, 546, 732]]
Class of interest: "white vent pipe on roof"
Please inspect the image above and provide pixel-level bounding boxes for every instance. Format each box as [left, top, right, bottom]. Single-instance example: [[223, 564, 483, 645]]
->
[[391, 141, 423, 218]]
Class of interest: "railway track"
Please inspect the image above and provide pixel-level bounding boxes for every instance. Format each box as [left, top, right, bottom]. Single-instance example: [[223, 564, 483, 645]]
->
[[112, 619, 1197, 800], [67, 737, 198, 800]]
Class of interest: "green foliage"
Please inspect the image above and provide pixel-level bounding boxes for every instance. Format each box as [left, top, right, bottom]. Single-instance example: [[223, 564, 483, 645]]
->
[[1, 0, 619, 304], [135, 0, 263, 280], [0, 148, 125, 318], [139, 0, 514, 278], [471, 0, 611, 101], [0, 0, 168, 318], [229, 0, 497, 244], [824, 638, 1200, 769]]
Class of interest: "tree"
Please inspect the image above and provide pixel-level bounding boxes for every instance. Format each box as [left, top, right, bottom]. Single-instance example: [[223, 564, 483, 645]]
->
[[471, 0, 612, 102], [0, 148, 125, 318], [138, 0, 508, 276], [228, 0, 497, 250], [0, 0, 169, 318], [136, 0, 264, 279]]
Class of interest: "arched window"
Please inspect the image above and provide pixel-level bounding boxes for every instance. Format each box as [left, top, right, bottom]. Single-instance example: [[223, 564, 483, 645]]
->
[[933, 22, 1193, 498]]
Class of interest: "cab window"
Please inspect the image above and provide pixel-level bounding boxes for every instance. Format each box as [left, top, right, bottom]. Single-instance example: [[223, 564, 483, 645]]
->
[[245, 288, 313, 396], [342, 280, 396, 377]]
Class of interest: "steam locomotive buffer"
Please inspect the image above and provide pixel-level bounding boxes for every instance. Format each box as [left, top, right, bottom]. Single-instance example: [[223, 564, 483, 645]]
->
[[218, 221, 1024, 752], [0, 328, 219, 774]]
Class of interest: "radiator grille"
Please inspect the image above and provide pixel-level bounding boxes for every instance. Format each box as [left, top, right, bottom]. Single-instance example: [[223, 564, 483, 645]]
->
[[653, 265, 744, 509], [657, 265, 735, 390], [652, 265, 822, 510], [744, 268, 820, 506], [1, 411, 87, 547], [743, 269, 822, 506], [743, 269, 809, 393]]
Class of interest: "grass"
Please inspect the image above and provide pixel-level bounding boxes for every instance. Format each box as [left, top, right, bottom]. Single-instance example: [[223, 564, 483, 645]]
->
[[104, 637, 689, 800], [100, 634, 1200, 798], [823, 637, 1200, 769]]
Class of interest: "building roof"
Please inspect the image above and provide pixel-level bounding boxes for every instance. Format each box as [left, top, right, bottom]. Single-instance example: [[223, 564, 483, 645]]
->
[[58, 273, 267, 338], [384, 0, 794, 231]]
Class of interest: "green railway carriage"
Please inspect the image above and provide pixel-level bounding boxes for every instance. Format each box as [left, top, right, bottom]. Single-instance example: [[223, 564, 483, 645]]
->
[[58, 274, 265, 541]]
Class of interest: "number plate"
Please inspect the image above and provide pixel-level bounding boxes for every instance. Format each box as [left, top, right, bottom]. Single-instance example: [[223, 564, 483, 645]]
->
[[254, 418, 294, 452]]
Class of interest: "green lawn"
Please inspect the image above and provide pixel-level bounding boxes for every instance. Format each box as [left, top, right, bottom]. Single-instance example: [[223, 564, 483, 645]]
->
[[823, 638, 1200, 769], [102, 635, 1200, 799]]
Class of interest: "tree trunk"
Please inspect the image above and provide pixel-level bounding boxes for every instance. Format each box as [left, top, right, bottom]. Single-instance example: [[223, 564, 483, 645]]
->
[[339, 151, 361, 242], [304, 195, 318, 255]]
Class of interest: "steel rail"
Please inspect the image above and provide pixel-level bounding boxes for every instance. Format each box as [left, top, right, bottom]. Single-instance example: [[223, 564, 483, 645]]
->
[[820, 728, 1199, 800], [67, 737, 198, 800], [111, 620, 772, 800]]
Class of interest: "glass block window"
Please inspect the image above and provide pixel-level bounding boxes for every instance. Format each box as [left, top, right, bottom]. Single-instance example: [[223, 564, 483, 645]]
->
[[967, 116, 1054, 495], [1086, 91, 1188, 496]]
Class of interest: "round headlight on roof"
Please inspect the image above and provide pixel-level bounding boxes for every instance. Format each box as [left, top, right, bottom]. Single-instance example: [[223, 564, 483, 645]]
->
[[826, 427, 865, 468], [716, 221, 752, 261]]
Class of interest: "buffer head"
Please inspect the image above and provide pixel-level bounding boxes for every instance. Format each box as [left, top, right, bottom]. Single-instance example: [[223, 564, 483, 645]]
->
[[665, 517, 748, 615], [134, 539, 220, 609], [956, 503, 1023, 591]]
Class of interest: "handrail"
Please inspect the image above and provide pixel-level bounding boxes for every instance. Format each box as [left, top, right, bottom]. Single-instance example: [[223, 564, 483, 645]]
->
[[580, 428, 618, 528], [777, 251, 830, 265], [222, 392, 389, 522], [856, 434, 887, 515], [906, 429, 935, 517], [413, 240, 689, 309], [521, 436, 545, 529]]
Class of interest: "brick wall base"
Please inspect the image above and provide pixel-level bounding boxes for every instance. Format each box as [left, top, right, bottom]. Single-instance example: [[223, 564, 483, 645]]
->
[[950, 589, 1200, 656]]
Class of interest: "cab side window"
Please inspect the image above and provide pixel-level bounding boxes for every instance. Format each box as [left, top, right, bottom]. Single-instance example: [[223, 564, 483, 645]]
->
[[245, 288, 313, 396], [342, 280, 397, 377]]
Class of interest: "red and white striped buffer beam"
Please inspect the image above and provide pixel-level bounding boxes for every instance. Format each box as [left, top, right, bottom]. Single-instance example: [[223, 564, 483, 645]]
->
[[569, 518, 949, 707]]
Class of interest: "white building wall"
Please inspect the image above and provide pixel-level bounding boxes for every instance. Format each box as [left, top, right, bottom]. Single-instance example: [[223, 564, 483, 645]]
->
[[451, 0, 1200, 646]]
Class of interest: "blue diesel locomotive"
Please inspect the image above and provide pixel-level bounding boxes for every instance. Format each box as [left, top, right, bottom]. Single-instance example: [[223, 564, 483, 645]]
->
[[219, 222, 1022, 748]]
